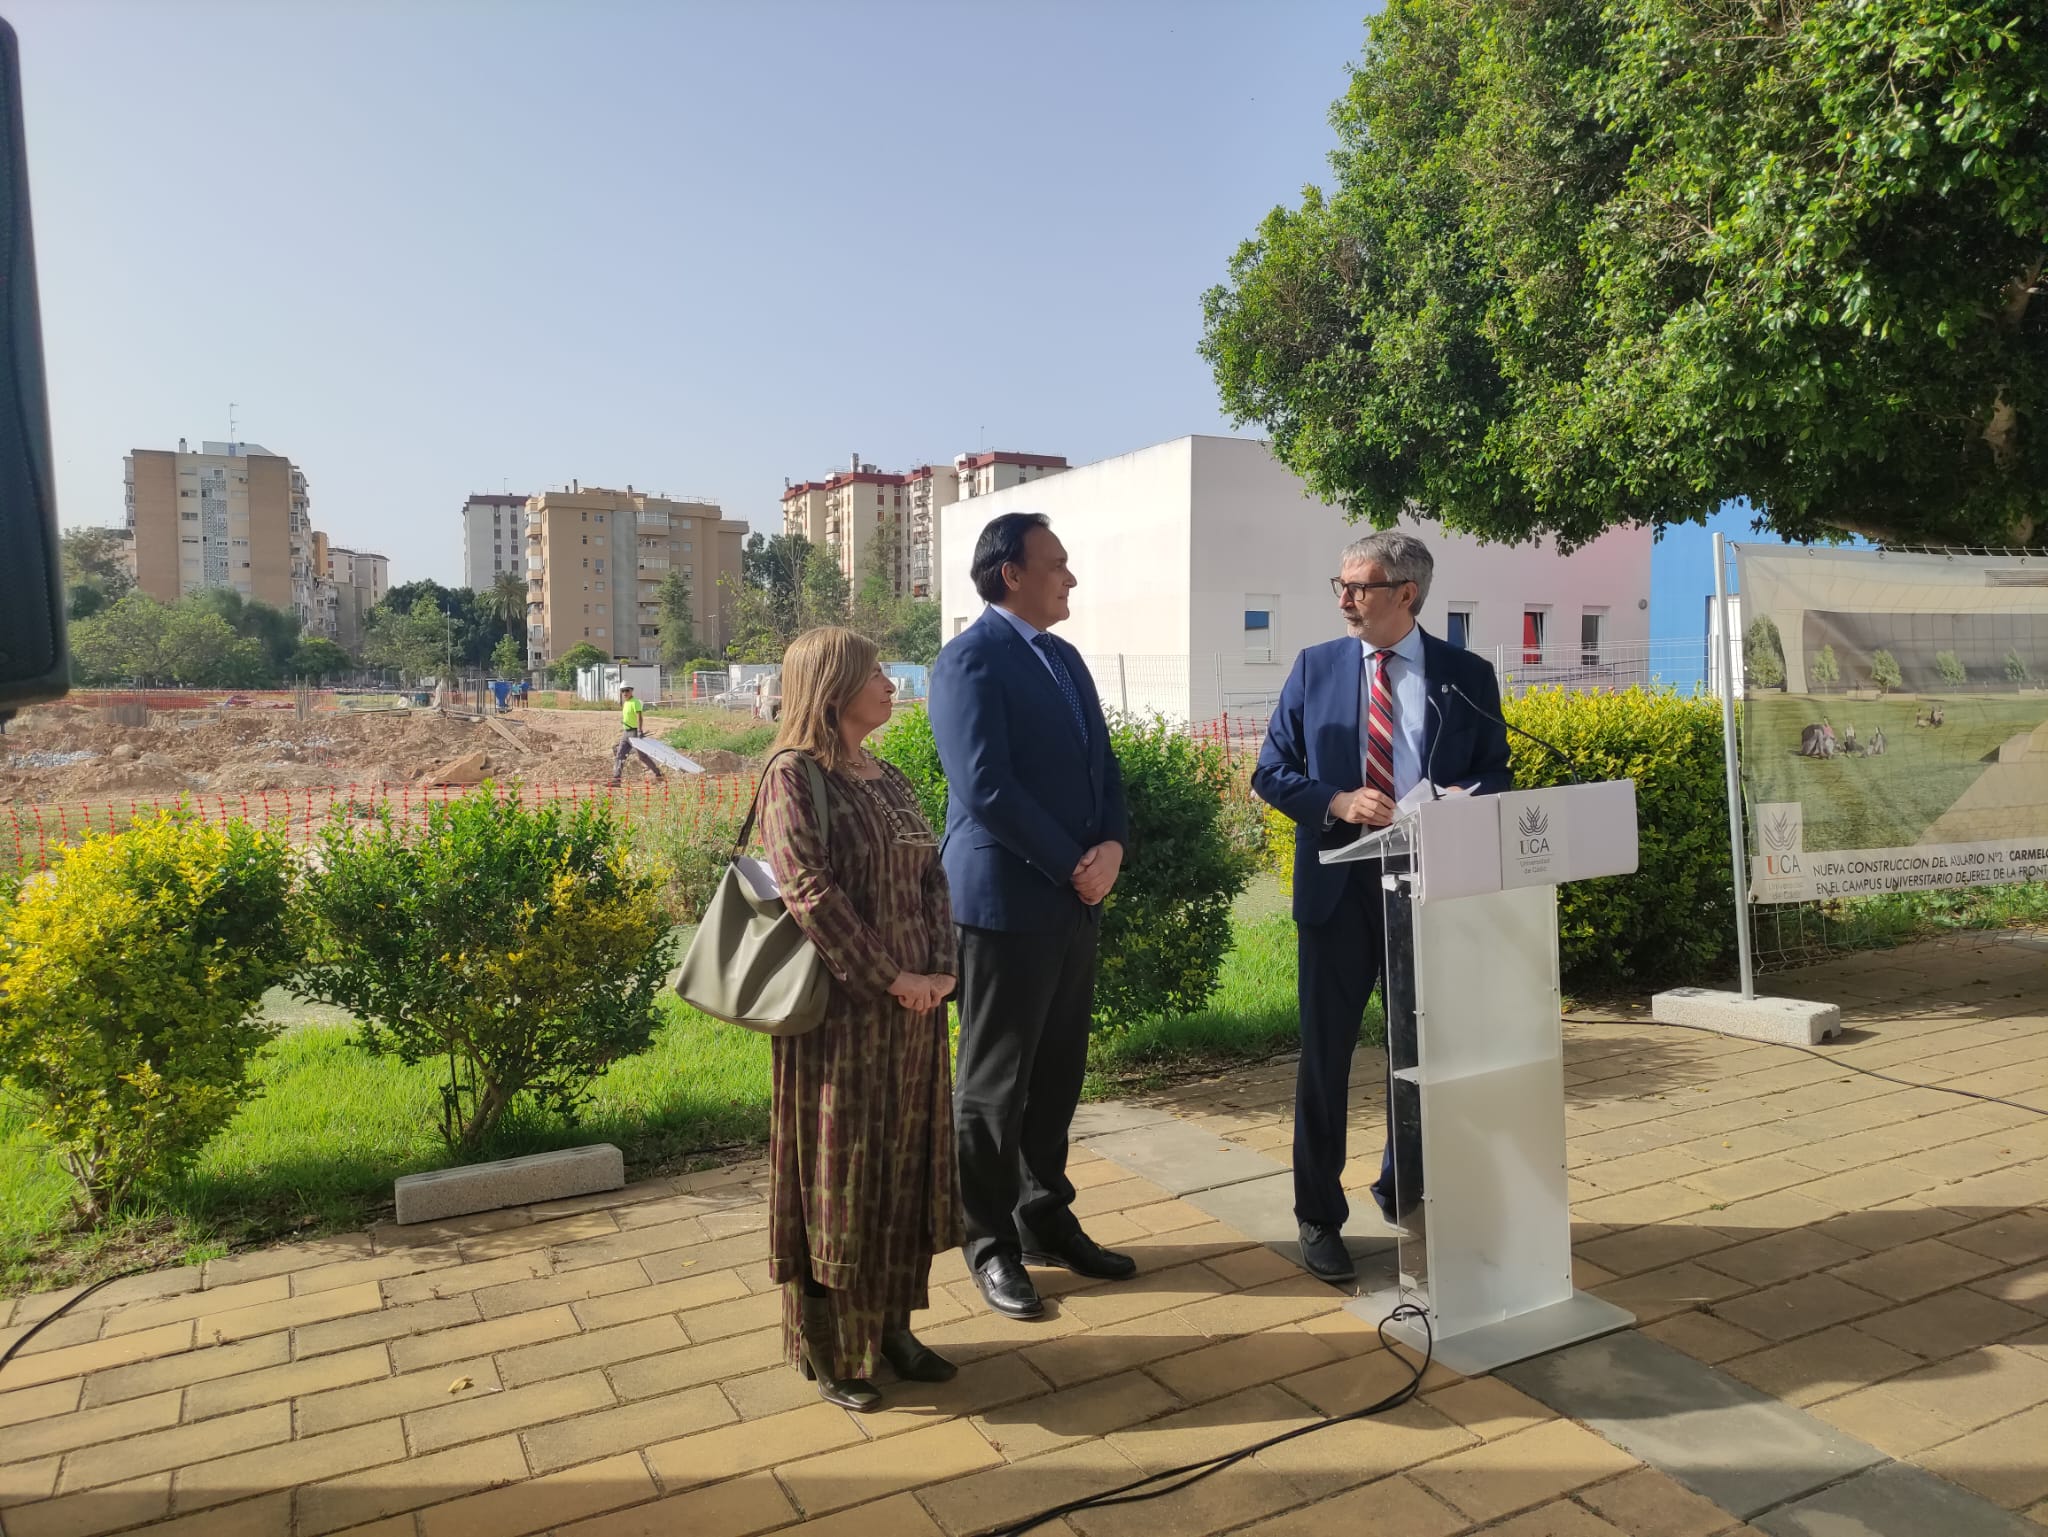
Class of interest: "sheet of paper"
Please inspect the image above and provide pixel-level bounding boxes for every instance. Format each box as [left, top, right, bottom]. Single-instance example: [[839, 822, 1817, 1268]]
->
[[1398, 779, 1440, 815]]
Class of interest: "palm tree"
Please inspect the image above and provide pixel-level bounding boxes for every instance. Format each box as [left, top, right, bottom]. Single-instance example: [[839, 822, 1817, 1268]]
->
[[487, 571, 527, 642]]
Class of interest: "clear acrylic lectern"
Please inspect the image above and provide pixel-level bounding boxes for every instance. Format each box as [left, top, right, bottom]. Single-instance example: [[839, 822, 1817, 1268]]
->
[[1322, 782, 1641, 1375]]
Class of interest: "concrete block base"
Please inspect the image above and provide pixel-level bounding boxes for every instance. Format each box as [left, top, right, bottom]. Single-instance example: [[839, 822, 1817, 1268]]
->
[[395, 1144, 625, 1224], [1652, 987, 1842, 1046]]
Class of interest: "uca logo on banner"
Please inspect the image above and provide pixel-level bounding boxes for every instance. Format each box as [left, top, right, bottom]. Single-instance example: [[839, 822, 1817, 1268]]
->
[[1752, 801, 1806, 895], [1500, 789, 1569, 888]]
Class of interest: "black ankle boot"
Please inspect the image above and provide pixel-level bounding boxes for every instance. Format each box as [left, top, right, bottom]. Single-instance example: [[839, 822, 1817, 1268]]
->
[[881, 1326, 957, 1383], [799, 1292, 882, 1411]]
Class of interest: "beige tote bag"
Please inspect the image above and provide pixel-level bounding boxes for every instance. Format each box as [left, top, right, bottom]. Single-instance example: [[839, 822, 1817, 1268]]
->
[[673, 750, 832, 1035]]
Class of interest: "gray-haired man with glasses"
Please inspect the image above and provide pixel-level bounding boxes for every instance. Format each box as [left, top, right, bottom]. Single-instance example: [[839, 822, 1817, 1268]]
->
[[1253, 530, 1512, 1286]]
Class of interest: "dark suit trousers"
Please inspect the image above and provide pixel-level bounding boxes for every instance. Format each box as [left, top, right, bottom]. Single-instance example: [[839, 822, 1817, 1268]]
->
[[1294, 864, 1423, 1227], [954, 906, 1098, 1271]]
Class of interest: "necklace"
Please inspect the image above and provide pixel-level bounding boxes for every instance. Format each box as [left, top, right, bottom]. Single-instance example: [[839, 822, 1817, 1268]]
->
[[850, 766, 939, 848]]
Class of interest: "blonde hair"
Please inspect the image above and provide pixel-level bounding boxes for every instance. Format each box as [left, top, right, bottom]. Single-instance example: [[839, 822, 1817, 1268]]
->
[[771, 627, 880, 773]]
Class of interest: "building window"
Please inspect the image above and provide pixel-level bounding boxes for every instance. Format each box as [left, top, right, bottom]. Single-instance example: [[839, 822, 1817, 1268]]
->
[[1581, 609, 1605, 666], [1445, 608, 1472, 649], [1522, 609, 1547, 664], [595, 514, 604, 523], [1244, 596, 1277, 663]]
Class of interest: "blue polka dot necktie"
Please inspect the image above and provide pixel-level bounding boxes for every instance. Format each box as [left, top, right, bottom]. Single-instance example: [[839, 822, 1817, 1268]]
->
[[1033, 633, 1090, 740]]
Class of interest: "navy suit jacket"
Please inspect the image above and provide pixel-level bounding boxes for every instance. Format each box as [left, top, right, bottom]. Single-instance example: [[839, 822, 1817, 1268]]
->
[[929, 607, 1130, 933], [1252, 629, 1513, 927]]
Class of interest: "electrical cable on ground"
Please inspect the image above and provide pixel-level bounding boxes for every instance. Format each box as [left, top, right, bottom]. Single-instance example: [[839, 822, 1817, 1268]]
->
[[0, 1258, 166, 1371], [970, 1303, 1434, 1537]]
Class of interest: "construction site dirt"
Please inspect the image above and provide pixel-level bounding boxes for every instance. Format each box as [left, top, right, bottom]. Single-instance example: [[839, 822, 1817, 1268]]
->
[[0, 700, 662, 801]]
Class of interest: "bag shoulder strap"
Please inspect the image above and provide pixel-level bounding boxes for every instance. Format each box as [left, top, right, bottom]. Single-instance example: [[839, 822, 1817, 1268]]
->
[[737, 747, 830, 856]]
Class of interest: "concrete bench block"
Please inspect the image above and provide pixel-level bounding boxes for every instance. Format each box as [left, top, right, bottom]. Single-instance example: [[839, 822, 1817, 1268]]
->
[[1651, 987, 1841, 1046], [395, 1144, 625, 1224]]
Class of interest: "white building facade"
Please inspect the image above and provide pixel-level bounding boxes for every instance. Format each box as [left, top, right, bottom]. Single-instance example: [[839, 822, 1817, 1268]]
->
[[937, 435, 1654, 725], [462, 493, 530, 593]]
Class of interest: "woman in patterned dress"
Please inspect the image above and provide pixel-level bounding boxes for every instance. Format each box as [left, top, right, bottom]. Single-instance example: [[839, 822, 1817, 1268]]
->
[[757, 626, 963, 1411]]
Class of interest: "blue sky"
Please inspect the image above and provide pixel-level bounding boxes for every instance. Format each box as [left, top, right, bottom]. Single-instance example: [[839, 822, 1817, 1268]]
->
[[15, 0, 1776, 634], [14, 0, 1368, 584]]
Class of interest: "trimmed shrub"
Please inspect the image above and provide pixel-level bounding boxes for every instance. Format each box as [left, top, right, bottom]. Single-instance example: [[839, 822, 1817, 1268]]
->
[[1261, 801, 1295, 893], [1256, 689, 1733, 988], [2006, 650, 2030, 686], [1505, 689, 1733, 987], [0, 809, 298, 1220], [1935, 651, 1966, 687], [870, 702, 947, 836], [876, 711, 1257, 1027], [1093, 718, 1261, 1028], [297, 789, 672, 1151]]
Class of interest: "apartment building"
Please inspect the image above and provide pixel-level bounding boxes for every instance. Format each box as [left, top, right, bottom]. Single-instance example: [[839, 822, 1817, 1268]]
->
[[121, 437, 387, 644], [125, 439, 311, 616], [325, 545, 390, 653], [781, 449, 1066, 602], [461, 493, 531, 592], [524, 482, 747, 666]]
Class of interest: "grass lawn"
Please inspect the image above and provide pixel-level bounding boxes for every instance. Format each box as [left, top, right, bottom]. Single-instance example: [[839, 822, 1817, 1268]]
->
[[663, 710, 777, 759], [1745, 691, 2048, 849], [1, 899, 1315, 1292]]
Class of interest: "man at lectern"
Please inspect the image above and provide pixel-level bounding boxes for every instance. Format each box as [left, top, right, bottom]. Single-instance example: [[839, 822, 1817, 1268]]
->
[[1252, 530, 1512, 1286]]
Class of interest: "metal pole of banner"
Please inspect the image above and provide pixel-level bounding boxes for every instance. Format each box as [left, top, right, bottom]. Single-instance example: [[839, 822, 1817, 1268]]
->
[[1713, 533, 1756, 1001]]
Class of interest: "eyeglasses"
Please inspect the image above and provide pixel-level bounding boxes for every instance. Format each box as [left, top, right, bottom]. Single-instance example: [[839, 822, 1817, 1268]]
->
[[1330, 577, 1410, 602]]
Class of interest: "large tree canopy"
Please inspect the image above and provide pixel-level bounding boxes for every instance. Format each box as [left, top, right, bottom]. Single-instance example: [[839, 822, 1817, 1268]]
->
[[1201, 0, 2047, 550]]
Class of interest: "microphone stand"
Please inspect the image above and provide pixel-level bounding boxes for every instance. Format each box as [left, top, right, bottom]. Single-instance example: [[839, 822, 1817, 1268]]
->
[[1443, 681, 1582, 785]]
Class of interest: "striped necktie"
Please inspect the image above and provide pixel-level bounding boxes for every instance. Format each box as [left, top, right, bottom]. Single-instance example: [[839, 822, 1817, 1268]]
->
[[1364, 648, 1396, 799]]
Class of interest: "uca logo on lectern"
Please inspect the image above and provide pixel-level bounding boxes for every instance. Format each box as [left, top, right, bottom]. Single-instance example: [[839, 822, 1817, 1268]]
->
[[1516, 805, 1552, 857]]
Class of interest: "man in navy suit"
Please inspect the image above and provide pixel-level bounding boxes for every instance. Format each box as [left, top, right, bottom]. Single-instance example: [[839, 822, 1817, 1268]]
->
[[929, 512, 1135, 1321], [1252, 530, 1512, 1285]]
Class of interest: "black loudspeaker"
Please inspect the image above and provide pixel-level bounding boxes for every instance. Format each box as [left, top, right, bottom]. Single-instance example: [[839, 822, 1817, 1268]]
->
[[0, 17, 64, 720]]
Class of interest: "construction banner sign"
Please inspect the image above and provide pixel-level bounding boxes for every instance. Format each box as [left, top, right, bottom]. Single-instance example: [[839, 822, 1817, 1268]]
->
[[1735, 545, 2048, 903]]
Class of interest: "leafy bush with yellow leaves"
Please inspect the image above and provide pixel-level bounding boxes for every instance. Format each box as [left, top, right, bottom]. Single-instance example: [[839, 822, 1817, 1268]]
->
[[0, 809, 298, 1220], [1257, 688, 1732, 987], [296, 789, 672, 1151]]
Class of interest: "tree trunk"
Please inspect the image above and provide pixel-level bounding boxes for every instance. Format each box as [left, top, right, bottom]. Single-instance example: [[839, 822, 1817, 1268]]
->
[[460, 1077, 516, 1153]]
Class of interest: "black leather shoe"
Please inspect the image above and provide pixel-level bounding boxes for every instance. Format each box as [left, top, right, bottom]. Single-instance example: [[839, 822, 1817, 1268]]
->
[[973, 1254, 1045, 1319], [1021, 1229, 1137, 1281], [1297, 1221, 1357, 1285], [881, 1327, 957, 1382]]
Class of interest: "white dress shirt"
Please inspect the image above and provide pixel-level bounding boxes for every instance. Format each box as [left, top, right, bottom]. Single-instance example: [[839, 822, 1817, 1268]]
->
[[990, 603, 1063, 685]]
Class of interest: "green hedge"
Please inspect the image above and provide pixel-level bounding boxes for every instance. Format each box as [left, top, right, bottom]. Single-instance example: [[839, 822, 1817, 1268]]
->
[[1508, 689, 1734, 987], [1262, 689, 1734, 989], [874, 711, 1258, 1027]]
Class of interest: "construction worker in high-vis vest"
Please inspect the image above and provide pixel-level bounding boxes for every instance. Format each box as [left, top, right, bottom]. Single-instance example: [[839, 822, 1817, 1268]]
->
[[610, 685, 665, 786]]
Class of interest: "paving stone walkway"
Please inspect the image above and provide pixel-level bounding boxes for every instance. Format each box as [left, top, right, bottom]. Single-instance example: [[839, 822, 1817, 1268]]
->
[[1, 934, 2045, 1537]]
